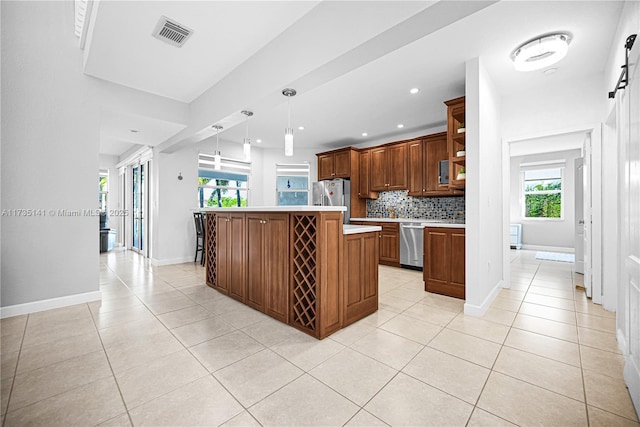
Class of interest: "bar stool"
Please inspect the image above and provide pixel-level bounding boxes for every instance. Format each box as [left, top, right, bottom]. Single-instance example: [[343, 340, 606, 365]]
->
[[193, 212, 205, 265]]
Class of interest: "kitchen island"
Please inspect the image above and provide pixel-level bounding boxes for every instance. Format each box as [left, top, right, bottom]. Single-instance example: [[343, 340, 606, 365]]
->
[[203, 207, 381, 339]]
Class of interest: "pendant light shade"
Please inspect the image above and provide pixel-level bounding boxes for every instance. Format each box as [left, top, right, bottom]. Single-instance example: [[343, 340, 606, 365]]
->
[[212, 125, 223, 170], [284, 128, 294, 156], [282, 88, 297, 157], [241, 110, 253, 162]]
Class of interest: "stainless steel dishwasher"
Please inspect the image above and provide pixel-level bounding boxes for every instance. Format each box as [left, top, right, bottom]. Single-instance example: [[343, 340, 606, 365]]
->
[[400, 222, 425, 270]]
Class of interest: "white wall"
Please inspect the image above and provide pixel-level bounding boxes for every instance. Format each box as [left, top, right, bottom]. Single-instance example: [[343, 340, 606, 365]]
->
[[465, 57, 504, 316], [502, 73, 605, 142], [1, 1, 100, 312], [510, 149, 581, 251], [149, 138, 312, 265]]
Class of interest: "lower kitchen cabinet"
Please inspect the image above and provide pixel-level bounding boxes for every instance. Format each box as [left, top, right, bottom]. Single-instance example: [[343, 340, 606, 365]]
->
[[343, 231, 379, 326], [380, 222, 400, 267], [423, 227, 465, 299], [246, 213, 289, 322], [350, 221, 400, 267], [215, 212, 246, 302]]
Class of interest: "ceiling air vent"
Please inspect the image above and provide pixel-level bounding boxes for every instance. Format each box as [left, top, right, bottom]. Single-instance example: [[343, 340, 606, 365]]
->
[[152, 16, 193, 48]]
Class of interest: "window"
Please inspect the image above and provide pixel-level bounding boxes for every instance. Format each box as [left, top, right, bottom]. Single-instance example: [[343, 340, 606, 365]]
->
[[276, 163, 310, 206], [522, 167, 563, 219], [99, 169, 108, 211], [198, 154, 251, 208]]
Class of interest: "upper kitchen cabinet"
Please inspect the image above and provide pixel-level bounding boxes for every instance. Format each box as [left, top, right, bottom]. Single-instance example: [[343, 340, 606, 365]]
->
[[315, 147, 367, 217], [408, 133, 457, 197], [317, 148, 351, 180], [445, 96, 466, 190], [370, 142, 408, 191], [357, 149, 378, 199]]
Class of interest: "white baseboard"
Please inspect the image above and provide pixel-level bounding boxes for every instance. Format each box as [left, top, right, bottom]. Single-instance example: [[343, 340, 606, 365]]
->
[[617, 328, 628, 355], [464, 280, 504, 317], [150, 256, 195, 266], [521, 244, 575, 253], [0, 291, 102, 319]]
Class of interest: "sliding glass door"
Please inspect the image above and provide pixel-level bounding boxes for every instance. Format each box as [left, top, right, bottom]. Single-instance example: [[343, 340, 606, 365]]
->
[[132, 163, 146, 253]]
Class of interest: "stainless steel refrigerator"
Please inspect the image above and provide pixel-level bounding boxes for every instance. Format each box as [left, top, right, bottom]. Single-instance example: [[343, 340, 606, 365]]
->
[[312, 178, 351, 224]]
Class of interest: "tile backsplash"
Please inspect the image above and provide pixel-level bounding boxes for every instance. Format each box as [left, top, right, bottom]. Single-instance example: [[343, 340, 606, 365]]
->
[[366, 191, 465, 221]]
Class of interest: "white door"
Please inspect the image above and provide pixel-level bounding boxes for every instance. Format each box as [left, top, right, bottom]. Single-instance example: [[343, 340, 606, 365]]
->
[[583, 134, 592, 298], [574, 158, 584, 274], [620, 34, 640, 417]]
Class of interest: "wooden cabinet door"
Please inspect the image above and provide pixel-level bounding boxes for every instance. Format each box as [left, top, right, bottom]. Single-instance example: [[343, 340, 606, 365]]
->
[[407, 140, 424, 196], [358, 150, 372, 198], [425, 135, 448, 193], [424, 229, 448, 284], [424, 227, 465, 299], [343, 232, 379, 326], [264, 214, 289, 323], [449, 230, 466, 297], [387, 143, 408, 190], [228, 213, 246, 302], [318, 154, 334, 180], [215, 214, 230, 294], [379, 223, 400, 266], [370, 148, 387, 191], [246, 214, 264, 310], [333, 150, 351, 178]]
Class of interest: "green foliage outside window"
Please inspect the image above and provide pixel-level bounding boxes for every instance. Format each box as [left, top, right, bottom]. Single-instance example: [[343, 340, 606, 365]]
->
[[524, 180, 561, 218]]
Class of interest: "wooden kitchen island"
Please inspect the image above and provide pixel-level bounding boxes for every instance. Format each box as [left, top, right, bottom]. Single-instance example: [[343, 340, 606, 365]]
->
[[203, 207, 381, 339]]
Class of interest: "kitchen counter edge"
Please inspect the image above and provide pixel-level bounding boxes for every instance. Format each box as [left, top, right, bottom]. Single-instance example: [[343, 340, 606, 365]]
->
[[343, 225, 382, 235], [350, 217, 465, 228], [196, 206, 347, 212]]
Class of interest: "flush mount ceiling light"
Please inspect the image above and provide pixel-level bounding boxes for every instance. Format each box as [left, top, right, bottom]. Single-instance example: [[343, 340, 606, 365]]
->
[[212, 125, 223, 170], [362, 132, 368, 137], [282, 88, 297, 157], [241, 110, 253, 162], [397, 124, 404, 129], [410, 88, 420, 94], [511, 33, 571, 72]]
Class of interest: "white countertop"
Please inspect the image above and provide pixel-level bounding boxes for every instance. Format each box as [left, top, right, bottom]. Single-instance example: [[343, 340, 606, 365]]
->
[[350, 217, 465, 229], [197, 206, 346, 212], [343, 224, 382, 235]]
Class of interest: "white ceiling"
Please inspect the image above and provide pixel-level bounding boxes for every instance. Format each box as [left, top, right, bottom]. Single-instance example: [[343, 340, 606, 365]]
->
[[85, 1, 623, 157]]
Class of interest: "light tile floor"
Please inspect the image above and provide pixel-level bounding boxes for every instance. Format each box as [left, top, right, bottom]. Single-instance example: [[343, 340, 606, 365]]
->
[[1, 249, 638, 426]]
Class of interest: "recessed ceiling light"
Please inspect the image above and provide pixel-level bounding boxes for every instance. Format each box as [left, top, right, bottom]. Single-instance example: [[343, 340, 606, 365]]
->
[[256, 139, 262, 143], [410, 88, 419, 94], [362, 132, 368, 137], [397, 124, 404, 129], [543, 67, 558, 75], [130, 129, 139, 133], [298, 126, 305, 131], [511, 33, 571, 72]]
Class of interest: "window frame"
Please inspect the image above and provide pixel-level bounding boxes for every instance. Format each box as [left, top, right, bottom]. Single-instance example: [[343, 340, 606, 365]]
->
[[198, 153, 251, 209], [275, 163, 311, 206], [520, 165, 565, 221]]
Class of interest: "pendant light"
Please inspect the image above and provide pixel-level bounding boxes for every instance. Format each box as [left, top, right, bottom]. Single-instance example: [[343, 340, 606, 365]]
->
[[282, 88, 297, 156], [241, 110, 253, 162], [212, 125, 223, 170]]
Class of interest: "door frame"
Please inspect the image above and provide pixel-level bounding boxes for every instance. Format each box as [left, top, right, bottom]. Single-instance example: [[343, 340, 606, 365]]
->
[[116, 146, 153, 258], [502, 124, 603, 303]]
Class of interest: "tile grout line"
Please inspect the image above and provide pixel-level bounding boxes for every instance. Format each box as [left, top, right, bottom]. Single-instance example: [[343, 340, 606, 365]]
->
[[1, 312, 30, 427], [464, 251, 540, 425], [91, 265, 138, 427]]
